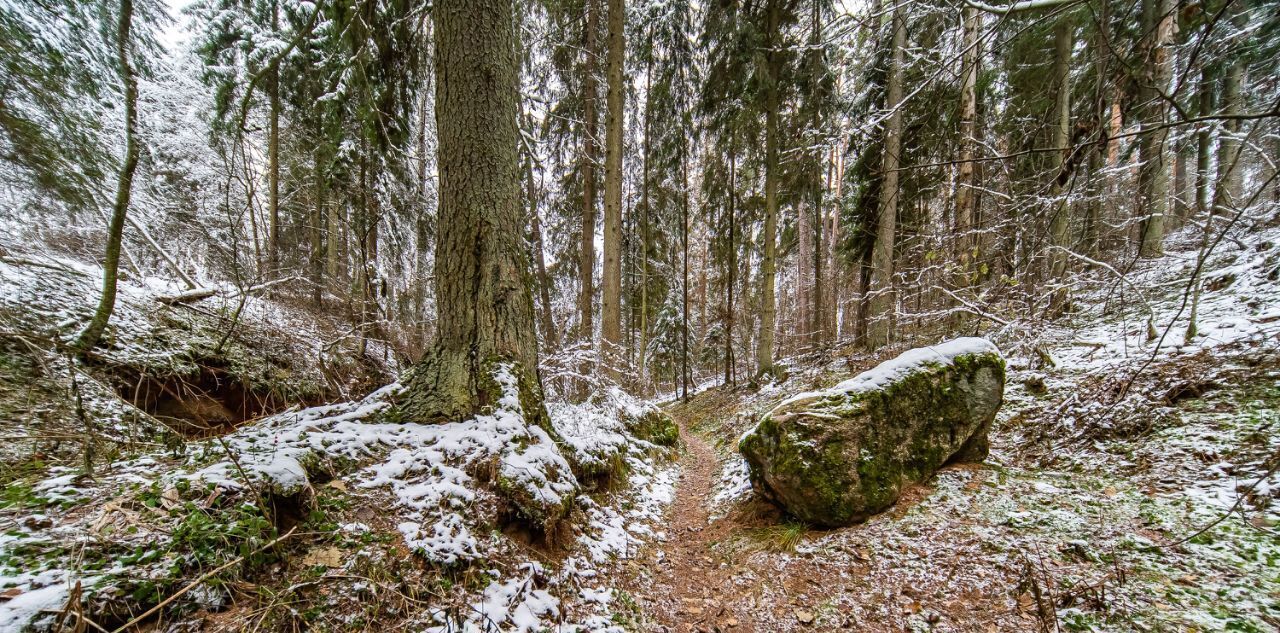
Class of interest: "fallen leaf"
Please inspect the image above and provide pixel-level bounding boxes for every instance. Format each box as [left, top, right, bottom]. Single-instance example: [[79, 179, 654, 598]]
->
[[795, 609, 814, 624], [301, 546, 344, 568], [160, 487, 181, 510], [1017, 593, 1035, 613], [326, 480, 348, 491]]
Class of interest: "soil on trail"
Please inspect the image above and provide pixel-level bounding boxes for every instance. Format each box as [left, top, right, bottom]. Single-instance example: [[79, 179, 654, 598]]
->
[[626, 394, 1043, 633], [641, 417, 761, 632]]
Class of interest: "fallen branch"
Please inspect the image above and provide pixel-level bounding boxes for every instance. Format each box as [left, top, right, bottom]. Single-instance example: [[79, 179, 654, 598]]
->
[[965, 0, 1083, 15], [236, 275, 300, 297], [0, 256, 87, 276], [124, 213, 198, 289], [154, 287, 218, 304]]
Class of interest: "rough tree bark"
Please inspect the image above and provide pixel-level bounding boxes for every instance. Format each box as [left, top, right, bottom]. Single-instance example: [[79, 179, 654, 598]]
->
[[76, 0, 139, 354], [399, 0, 548, 428], [867, 5, 905, 351], [600, 0, 624, 371]]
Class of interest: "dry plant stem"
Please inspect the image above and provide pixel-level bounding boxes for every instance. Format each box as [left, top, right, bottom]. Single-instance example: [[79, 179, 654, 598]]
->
[[1159, 447, 1280, 549], [215, 434, 273, 523]]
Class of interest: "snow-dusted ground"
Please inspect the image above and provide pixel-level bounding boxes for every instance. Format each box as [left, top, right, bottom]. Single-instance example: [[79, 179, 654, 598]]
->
[[0, 371, 681, 632], [0, 240, 683, 631], [3, 220, 1277, 631], [685, 222, 1280, 631]]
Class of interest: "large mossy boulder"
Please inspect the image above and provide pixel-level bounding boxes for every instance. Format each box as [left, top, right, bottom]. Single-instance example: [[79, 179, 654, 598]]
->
[[739, 338, 1005, 527]]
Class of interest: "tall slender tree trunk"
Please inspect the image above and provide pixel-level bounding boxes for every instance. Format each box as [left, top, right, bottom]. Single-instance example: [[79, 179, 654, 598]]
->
[[579, 0, 600, 346], [955, 4, 979, 282], [266, 0, 281, 276], [528, 160, 558, 351], [827, 147, 843, 340], [1048, 19, 1072, 284], [327, 196, 340, 288], [638, 45, 652, 392], [77, 0, 139, 354], [756, 0, 782, 378], [797, 199, 813, 347], [1195, 66, 1214, 217], [681, 149, 690, 400], [725, 146, 737, 387], [1083, 0, 1108, 259], [867, 5, 905, 351], [311, 158, 325, 306], [1188, 17, 1244, 342], [813, 170, 825, 344], [401, 0, 547, 427], [1137, 0, 1173, 258], [600, 0, 625, 371]]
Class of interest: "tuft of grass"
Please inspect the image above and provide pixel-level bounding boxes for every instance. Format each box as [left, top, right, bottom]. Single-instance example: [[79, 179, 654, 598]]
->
[[748, 521, 808, 553]]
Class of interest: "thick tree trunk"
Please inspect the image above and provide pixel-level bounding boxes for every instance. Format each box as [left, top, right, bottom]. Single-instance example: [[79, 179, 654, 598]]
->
[[400, 0, 547, 428], [579, 0, 600, 346], [867, 6, 905, 351], [77, 0, 139, 354], [756, 0, 782, 378], [600, 0, 624, 371], [1136, 0, 1173, 258]]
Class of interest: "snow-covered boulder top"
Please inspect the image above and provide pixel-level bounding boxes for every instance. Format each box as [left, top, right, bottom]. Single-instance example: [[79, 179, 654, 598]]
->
[[772, 337, 1002, 414], [740, 337, 1005, 526]]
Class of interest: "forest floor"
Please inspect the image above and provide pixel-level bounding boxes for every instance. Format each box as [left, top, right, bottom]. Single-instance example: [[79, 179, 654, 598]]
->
[[603, 222, 1280, 632], [1, 221, 1278, 633]]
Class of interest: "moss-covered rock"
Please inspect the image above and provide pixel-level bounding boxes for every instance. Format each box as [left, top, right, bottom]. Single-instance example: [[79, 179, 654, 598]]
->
[[625, 408, 680, 448], [739, 338, 1005, 527]]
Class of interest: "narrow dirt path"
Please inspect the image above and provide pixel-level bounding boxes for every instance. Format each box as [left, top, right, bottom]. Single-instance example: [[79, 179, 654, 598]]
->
[[639, 411, 761, 633]]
